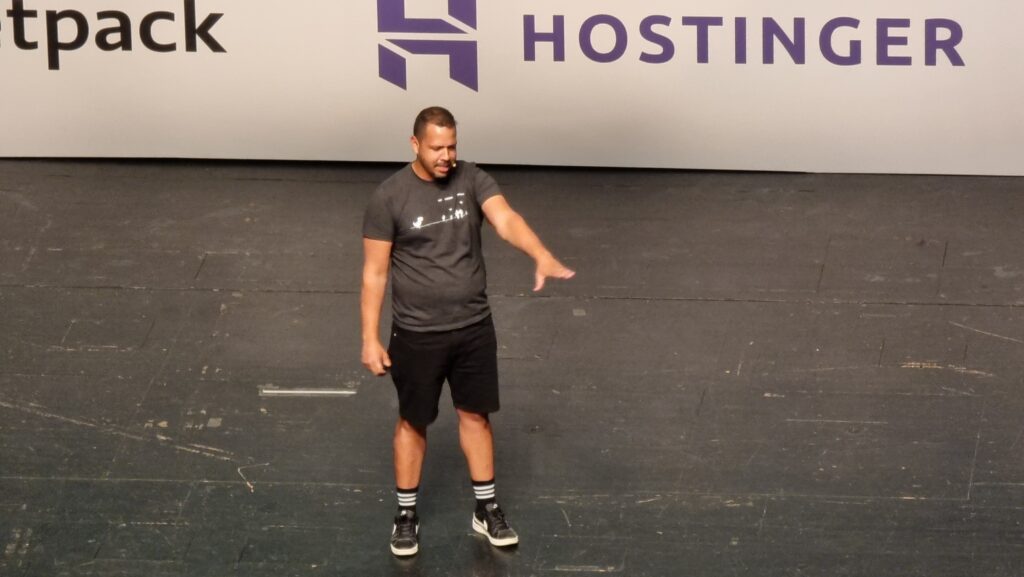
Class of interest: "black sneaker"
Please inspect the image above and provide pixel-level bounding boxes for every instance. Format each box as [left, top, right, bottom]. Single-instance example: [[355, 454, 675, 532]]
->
[[472, 503, 519, 547], [391, 509, 419, 556]]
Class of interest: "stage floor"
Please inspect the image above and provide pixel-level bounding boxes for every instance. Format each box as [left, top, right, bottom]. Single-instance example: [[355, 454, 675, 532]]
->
[[1, 160, 1022, 576]]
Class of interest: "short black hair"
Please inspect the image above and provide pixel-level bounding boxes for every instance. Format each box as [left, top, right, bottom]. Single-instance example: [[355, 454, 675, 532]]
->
[[413, 106, 457, 139]]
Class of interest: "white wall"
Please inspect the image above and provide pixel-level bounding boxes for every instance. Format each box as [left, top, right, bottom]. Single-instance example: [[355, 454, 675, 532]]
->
[[1, 0, 1021, 175]]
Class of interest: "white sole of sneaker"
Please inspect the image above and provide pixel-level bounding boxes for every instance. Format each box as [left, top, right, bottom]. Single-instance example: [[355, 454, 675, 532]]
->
[[390, 542, 418, 557], [472, 516, 519, 547]]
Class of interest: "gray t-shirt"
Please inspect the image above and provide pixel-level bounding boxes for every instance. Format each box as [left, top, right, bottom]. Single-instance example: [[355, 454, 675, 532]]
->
[[362, 162, 502, 332]]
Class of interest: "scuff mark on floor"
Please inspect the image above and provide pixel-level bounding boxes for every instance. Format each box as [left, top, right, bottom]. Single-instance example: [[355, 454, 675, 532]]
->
[[900, 361, 995, 378], [949, 321, 1023, 345], [0, 397, 239, 463], [238, 463, 271, 493]]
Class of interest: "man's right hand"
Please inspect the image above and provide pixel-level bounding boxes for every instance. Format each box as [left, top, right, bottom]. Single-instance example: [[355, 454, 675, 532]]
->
[[362, 340, 392, 376]]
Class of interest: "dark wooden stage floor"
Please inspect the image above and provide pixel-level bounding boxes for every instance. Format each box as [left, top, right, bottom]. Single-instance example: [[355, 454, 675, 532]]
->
[[1, 160, 1022, 576]]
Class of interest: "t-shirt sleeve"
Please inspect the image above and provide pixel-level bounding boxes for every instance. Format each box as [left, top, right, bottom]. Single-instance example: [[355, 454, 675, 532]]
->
[[362, 188, 395, 241], [473, 166, 502, 206]]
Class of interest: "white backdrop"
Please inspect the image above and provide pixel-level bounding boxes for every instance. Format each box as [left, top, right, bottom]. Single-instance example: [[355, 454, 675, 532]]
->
[[1, 0, 1021, 175]]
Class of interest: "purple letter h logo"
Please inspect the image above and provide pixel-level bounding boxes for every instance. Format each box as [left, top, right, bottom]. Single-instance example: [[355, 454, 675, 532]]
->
[[377, 0, 479, 91]]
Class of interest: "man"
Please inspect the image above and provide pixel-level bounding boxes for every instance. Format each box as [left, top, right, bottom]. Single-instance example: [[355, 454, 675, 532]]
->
[[361, 106, 574, 557]]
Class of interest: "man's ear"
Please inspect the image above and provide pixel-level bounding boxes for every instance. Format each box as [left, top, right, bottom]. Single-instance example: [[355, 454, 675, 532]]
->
[[409, 135, 420, 155]]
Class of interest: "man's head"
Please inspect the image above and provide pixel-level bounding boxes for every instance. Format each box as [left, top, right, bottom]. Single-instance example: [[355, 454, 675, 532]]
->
[[410, 106, 458, 181]]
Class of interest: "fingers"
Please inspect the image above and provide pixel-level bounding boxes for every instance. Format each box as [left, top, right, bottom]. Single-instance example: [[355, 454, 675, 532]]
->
[[363, 359, 381, 376], [533, 274, 546, 292], [363, 346, 391, 376], [372, 353, 391, 376], [534, 262, 575, 292]]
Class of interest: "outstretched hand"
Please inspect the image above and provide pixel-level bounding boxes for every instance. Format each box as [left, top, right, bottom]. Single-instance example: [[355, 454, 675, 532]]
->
[[534, 254, 575, 292]]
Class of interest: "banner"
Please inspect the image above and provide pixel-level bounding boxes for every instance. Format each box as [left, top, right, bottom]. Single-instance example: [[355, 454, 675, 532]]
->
[[1, 0, 1021, 175]]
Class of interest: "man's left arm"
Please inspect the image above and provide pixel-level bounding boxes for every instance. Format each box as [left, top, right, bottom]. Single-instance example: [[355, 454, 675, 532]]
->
[[482, 195, 575, 292]]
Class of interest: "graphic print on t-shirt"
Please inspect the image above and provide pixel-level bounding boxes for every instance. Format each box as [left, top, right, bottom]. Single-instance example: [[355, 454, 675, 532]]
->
[[411, 192, 468, 230]]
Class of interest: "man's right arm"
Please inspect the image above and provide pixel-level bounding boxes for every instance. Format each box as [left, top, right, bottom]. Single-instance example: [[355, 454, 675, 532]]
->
[[361, 238, 393, 376]]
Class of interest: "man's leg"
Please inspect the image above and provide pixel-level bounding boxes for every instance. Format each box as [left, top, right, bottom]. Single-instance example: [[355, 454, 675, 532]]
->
[[456, 409, 493, 482], [391, 417, 427, 557], [395, 417, 428, 488], [457, 409, 518, 547]]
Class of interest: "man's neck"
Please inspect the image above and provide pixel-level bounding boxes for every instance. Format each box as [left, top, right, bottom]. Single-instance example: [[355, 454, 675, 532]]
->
[[410, 162, 433, 182]]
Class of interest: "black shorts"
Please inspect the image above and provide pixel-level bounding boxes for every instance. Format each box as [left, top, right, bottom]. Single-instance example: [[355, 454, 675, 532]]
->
[[388, 315, 500, 427]]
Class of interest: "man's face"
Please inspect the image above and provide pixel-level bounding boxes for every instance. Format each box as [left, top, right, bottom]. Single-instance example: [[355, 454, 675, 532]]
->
[[411, 123, 458, 181]]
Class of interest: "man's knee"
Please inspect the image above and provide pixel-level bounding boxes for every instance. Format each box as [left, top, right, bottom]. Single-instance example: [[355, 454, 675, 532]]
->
[[456, 409, 490, 428], [395, 418, 427, 438]]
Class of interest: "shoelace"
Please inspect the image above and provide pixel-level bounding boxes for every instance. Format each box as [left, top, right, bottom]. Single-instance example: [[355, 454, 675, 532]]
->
[[395, 515, 417, 539], [487, 506, 510, 531]]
